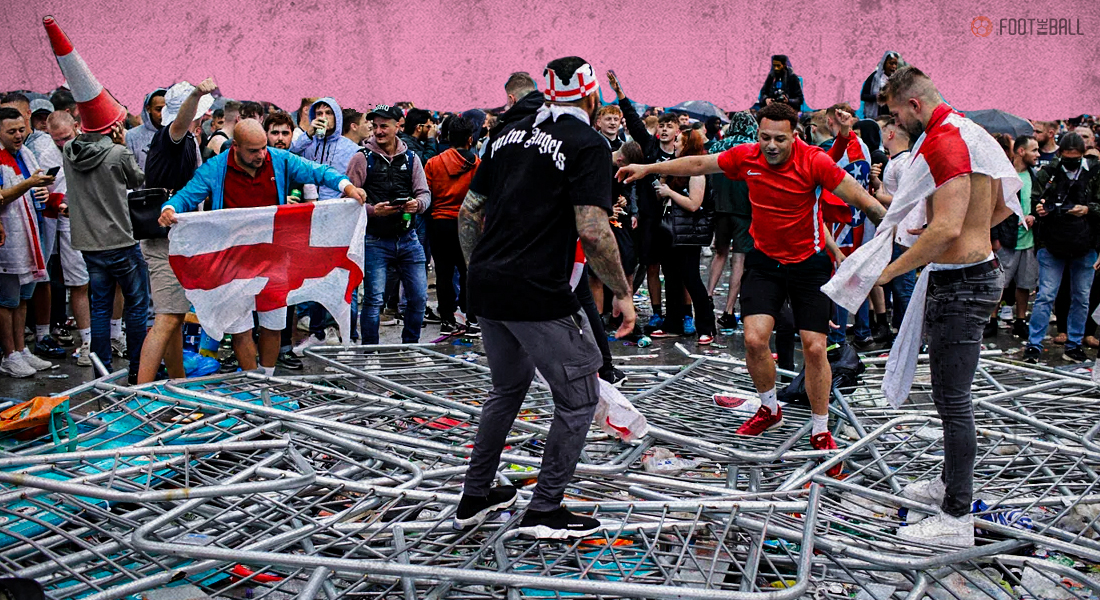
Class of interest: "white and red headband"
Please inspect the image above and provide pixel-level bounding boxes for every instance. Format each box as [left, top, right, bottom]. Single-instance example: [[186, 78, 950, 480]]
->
[[543, 63, 599, 102]]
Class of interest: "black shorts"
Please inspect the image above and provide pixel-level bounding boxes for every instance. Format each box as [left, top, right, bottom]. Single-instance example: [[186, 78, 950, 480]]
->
[[741, 249, 832, 333], [714, 214, 754, 254]]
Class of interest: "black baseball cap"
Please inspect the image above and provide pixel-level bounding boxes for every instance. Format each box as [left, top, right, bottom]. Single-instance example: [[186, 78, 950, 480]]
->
[[367, 104, 403, 122]]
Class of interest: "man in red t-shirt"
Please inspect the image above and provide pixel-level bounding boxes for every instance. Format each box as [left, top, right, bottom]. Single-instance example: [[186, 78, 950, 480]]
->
[[617, 102, 884, 469]]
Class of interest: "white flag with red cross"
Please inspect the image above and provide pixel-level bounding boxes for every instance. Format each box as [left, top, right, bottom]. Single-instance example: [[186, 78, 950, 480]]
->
[[168, 200, 367, 342]]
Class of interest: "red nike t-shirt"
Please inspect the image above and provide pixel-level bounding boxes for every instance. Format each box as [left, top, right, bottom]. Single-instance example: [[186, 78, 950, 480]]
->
[[717, 138, 847, 264]]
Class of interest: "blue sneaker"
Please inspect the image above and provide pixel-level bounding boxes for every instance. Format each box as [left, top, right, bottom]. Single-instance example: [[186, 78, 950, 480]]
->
[[683, 316, 696, 335], [647, 314, 664, 329]]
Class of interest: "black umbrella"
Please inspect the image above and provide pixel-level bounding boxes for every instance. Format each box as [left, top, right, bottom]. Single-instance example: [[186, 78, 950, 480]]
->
[[668, 100, 729, 123], [963, 109, 1033, 137]]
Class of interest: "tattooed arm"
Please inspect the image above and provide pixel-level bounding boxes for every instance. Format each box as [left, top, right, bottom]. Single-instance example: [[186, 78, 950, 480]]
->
[[459, 189, 487, 265], [575, 204, 637, 337]]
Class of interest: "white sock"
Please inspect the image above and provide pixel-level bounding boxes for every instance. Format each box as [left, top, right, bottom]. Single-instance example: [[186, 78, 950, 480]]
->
[[262, 366, 275, 377], [812, 413, 829, 435], [110, 319, 122, 339], [79, 328, 91, 344], [759, 388, 778, 412], [36, 325, 50, 341]]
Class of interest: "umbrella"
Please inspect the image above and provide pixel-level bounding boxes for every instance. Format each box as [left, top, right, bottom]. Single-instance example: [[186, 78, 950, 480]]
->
[[668, 100, 729, 123], [962, 109, 1033, 137]]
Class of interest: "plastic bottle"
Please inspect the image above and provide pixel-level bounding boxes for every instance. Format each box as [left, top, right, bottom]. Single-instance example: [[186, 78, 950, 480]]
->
[[638, 336, 652, 348]]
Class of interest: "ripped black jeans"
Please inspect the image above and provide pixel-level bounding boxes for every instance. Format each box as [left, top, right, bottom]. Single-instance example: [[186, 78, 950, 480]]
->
[[925, 264, 1003, 517]]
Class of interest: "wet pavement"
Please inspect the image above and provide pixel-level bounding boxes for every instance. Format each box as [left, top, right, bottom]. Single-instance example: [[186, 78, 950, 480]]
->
[[0, 267, 1085, 402]]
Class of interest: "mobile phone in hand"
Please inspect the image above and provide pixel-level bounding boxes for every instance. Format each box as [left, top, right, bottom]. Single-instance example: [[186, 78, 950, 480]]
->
[[46, 166, 61, 177]]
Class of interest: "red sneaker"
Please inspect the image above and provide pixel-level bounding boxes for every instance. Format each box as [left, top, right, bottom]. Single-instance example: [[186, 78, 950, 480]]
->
[[810, 431, 843, 477], [735, 405, 784, 436]]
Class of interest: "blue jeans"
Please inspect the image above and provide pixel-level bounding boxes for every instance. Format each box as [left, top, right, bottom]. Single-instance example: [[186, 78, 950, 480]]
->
[[888, 243, 917, 329], [361, 230, 427, 344], [84, 245, 150, 375], [1028, 248, 1097, 350], [829, 300, 871, 345]]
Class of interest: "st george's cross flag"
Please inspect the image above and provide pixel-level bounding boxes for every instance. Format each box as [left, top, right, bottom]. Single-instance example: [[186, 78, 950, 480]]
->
[[168, 199, 367, 342], [821, 104, 1023, 408]]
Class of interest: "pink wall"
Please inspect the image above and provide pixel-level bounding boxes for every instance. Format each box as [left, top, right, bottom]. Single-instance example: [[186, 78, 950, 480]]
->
[[3, 0, 1098, 120]]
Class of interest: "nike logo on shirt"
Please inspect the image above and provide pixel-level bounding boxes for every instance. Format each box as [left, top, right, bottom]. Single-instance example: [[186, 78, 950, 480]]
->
[[747, 170, 761, 175]]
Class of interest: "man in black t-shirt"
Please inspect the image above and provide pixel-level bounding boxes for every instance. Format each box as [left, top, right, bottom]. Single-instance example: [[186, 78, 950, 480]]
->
[[454, 56, 636, 540], [136, 78, 215, 384]]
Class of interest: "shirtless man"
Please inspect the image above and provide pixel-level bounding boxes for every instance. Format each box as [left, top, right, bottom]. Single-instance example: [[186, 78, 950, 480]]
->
[[873, 66, 1015, 547]]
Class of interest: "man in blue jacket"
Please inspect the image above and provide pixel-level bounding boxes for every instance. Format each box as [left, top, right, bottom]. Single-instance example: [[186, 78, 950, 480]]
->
[[159, 120, 366, 375]]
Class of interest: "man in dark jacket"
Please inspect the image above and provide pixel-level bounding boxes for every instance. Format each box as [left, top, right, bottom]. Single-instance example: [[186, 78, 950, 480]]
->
[[608, 71, 678, 330], [1023, 133, 1100, 364]]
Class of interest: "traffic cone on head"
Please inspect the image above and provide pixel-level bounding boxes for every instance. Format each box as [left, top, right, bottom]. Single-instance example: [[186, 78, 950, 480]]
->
[[42, 15, 126, 134]]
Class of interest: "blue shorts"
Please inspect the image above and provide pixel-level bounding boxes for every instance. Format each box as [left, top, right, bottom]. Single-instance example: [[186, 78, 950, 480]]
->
[[0, 275, 35, 309]]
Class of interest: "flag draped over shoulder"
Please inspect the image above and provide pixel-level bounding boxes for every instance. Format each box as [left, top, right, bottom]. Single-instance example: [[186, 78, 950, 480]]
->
[[168, 199, 367, 341], [820, 105, 1023, 408]]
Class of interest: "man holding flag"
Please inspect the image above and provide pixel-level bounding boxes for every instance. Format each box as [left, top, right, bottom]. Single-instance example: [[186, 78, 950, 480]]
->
[[159, 119, 367, 376], [824, 66, 1022, 547]]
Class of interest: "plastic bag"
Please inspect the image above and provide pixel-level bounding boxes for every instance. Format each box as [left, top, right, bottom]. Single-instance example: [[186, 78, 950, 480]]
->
[[594, 378, 650, 442], [778, 344, 866, 405], [641, 447, 702, 474]]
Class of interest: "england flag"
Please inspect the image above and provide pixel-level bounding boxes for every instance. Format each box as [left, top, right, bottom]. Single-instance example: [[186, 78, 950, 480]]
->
[[168, 199, 367, 341]]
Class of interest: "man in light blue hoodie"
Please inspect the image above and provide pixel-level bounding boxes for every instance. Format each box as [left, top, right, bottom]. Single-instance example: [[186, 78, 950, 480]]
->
[[288, 98, 361, 200], [126, 88, 166, 171]]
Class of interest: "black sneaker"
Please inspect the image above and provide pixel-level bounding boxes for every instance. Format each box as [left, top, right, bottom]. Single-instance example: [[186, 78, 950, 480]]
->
[[1012, 318, 1028, 339], [277, 351, 303, 370], [716, 312, 738, 329], [517, 506, 601, 540], [872, 323, 893, 344], [462, 323, 481, 338], [454, 486, 518, 529], [599, 366, 627, 388], [851, 337, 876, 351], [1064, 346, 1088, 363], [1022, 346, 1041, 364], [424, 307, 442, 324], [982, 319, 998, 338], [440, 320, 460, 335], [34, 336, 66, 359]]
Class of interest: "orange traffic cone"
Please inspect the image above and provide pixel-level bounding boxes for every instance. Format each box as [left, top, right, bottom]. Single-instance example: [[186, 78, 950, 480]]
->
[[42, 15, 126, 134]]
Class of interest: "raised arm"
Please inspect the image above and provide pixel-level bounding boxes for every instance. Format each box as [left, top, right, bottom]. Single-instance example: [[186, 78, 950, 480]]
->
[[169, 78, 216, 142], [575, 204, 636, 338]]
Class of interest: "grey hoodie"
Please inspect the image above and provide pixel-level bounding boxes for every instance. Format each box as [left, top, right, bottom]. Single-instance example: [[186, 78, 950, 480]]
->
[[126, 88, 167, 172], [63, 134, 145, 252]]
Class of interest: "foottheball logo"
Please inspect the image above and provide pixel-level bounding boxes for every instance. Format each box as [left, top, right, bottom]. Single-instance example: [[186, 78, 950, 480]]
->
[[971, 16, 994, 37]]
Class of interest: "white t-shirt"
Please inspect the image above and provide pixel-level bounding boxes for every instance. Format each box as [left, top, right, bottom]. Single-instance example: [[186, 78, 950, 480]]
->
[[886, 151, 925, 247]]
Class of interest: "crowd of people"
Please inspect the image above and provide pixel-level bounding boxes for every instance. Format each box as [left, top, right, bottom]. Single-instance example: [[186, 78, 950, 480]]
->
[[2, 23, 1099, 540], [2, 50, 1098, 382]]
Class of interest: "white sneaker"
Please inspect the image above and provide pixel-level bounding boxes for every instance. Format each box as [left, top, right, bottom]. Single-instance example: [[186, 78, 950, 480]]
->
[[76, 342, 92, 367], [998, 305, 1013, 321], [297, 315, 311, 332], [21, 348, 53, 371], [111, 337, 127, 358], [897, 512, 974, 547], [1, 352, 36, 378], [292, 334, 325, 357], [324, 326, 341, 346], [900, 478, 946, 506]]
